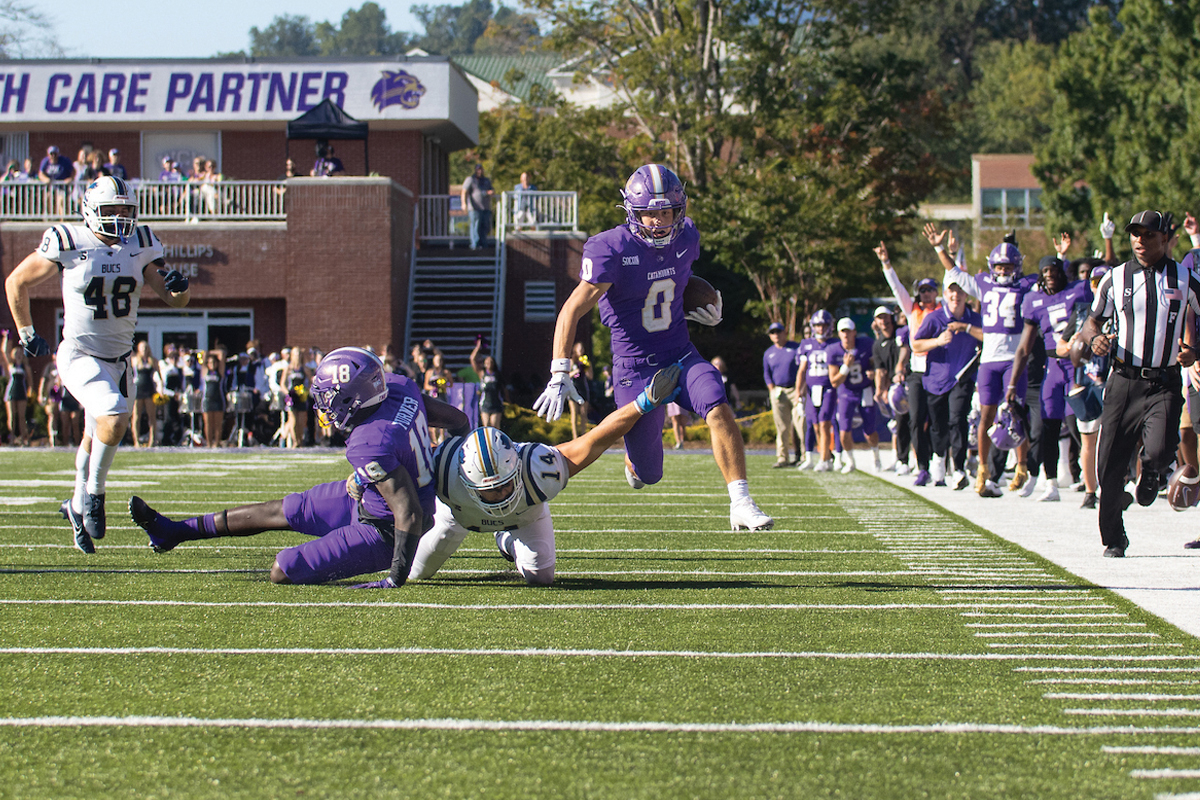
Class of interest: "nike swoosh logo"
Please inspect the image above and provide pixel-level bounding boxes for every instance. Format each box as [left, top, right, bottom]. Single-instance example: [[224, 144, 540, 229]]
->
[[676, 250, 688, 259], [128, 250, 143, 256]]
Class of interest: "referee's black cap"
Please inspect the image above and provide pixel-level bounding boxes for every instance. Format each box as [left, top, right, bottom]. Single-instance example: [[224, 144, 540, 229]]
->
[[1125, 210, 1170, 233]]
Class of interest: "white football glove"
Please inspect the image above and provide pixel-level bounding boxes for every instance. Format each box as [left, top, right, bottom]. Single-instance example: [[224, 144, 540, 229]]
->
[[532, 358, 584, 421], [685, 290, 723, 326], [1099, 212, 1115, 240]]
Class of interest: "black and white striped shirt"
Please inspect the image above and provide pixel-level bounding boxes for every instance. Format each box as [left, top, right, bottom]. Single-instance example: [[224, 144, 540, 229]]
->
[[1090, 257, 1200, 368]]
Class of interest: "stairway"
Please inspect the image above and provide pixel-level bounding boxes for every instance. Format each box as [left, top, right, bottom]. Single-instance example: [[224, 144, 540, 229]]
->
[[404, 246, 504, 370]]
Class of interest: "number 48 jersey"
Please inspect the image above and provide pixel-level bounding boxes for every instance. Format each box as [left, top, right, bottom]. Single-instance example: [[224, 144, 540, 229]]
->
[[432, 436, 570, 532], [40, 222, 164, 360]]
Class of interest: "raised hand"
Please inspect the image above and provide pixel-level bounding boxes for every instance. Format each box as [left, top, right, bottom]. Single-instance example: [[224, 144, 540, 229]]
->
[[923, 223, 946, 248]]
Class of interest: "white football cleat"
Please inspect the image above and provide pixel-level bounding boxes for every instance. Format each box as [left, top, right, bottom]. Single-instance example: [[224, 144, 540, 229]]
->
[[1039, 481, 1060, 502], [895, 462, 912, 476], [840, 456, 856, 474], [796, 452, 817, 471], [930, 454, 946, 484], [730, 498, 773, 531], [814, 459, 833, 473], [1019, 474, 1038, 498], [625, 465, 645, 490]]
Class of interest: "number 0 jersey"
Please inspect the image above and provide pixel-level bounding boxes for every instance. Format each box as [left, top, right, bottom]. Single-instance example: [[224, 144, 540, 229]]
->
[[432, 436, 569, 532], [40, 223, 164, 360]]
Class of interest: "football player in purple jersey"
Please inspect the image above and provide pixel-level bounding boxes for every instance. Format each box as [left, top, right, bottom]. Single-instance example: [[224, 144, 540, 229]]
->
[[1007, 243, 1092, 502], [825, 318, 882, 473], [938, 232, 1039, 497], [129, 347, 471, 587], [533, 164, 771, 531], [795, 310, 842, 471]]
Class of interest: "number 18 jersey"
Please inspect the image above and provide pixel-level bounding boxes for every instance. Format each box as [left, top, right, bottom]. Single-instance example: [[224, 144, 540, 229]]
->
[[40, 223, 164, 360], [579, 219, 701, 359]]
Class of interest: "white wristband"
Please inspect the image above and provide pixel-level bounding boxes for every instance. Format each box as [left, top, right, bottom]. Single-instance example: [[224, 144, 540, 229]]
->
[[934, 245, 945, 253], [839, 365, 850, 376], [18, 325, 35, 343], [550, 357, 571, 374], [1191, 233, 1200, 249]]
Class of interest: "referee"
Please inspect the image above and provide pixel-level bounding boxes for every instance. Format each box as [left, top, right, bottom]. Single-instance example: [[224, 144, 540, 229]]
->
[[1082, 210, 1200, 557]]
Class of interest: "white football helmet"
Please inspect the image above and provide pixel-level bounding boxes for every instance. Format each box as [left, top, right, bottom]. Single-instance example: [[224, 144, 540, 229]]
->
[[82, 175, 137, 239], [458, 427, 524, 517]]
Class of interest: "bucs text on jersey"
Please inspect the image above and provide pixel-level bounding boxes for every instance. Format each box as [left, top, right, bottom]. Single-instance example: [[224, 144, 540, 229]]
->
[[40, 223, 163, 360], [432, 436, 570, 532]]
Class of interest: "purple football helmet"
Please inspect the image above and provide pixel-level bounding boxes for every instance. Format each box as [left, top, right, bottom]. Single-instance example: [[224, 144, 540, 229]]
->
[[810, 310, 833, 336], [310, 347, 389, 432], [623, 164, 687, 248], [888, 381, 909, 417], [987, 243, 1024, 285], [988, 402, 1026, 450]]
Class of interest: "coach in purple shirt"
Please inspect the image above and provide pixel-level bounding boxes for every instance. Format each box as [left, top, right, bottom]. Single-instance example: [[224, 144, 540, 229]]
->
[[913, 281, 983, 487]]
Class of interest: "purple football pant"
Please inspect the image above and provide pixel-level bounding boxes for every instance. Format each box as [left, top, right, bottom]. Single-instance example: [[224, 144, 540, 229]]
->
[[613, 343, 728, 485], [275, 481, 392, 585], [805, 383, 837, 424], [977, 360, 1027, 407], [835, 391, 878, 436], [1040, 358, 1070, 420]]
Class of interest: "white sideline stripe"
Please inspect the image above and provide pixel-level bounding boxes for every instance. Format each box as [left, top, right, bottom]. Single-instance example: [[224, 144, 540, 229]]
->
[[1, 646, 1196, 662], [968, 623, 1144, 629], [966, 613, 1126, 619], [1017, 667, 1200, 674], [0, 599, 961, 611], [989, 644, 1182, 650], [1104, 746, 1200, 755], [1, 716, 1200, 736], [976, 632, 1158, 638], [1152, 794, 1200, 800], [1046, 693, 1200, 701], [1065, 709, 1200, 718], [1032, 680, 1195, 686], [1132, 770, 1200, 779]]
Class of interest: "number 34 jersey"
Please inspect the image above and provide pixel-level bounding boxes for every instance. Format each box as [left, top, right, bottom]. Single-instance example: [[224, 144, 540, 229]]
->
[[944, 265, 1038, 364], [432, 437, 569, 532], [40, 223, 164, 360]]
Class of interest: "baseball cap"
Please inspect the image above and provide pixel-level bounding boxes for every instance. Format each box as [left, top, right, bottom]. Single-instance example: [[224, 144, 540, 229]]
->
[[1090, 265, 1109, 280], [916, 277, 938, 292], [768, 322, 784, 333], [873, 305, 892, 319], [837, 317, 856, 332], [1125, 210, 1167, 233], [47, 145, 58, 154], [109, 148, 119, 155], [1038, 255, 1064, 270]]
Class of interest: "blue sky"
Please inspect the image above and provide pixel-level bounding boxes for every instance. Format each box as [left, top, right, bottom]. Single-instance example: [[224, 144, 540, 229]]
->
[[37, 0, 424, 59]]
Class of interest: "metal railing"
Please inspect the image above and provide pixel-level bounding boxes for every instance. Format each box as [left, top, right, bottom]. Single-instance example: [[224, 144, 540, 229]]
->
[[0, 180, 287, 222], [417, 190, 578, 246]]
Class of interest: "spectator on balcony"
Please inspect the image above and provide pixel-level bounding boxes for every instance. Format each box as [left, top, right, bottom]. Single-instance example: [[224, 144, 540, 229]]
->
[[158, 157, 175, 181], [196, 159, 223, 216], [513, 171, 538, 231], [72, 148, 90, 204], [106, 149, 127, 181], [461, 163, 494, 250], [38, 145, 74, 216], [82, 150, 108, 182], [20, 158, 35, 181], [311, 142, 344, 177], [3, 160, 23, 181]]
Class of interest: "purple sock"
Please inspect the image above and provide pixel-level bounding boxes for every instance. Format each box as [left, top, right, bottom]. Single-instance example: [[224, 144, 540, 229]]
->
[[177, 513, 219, 540]]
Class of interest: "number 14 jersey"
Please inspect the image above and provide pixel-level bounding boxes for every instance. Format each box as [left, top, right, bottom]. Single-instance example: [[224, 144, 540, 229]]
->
[[40, 223, 164, 360]]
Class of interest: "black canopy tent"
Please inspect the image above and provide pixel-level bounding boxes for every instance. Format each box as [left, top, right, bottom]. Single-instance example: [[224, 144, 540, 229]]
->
[[286, 98, 369, 174]]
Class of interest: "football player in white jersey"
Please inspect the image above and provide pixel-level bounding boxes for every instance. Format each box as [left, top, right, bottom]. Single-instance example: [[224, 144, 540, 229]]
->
[[4, 176, 191, 552], [405, 364, 681, 585]]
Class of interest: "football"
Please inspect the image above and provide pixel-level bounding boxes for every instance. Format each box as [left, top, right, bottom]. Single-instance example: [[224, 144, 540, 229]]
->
[[683, 276, 719, 313], [1167, 464, 1200, 511]]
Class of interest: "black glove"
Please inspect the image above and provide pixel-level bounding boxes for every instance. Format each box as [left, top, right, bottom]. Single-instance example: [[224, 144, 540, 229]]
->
[[21, 333, 50, 357], [157, 268, 189, 293]]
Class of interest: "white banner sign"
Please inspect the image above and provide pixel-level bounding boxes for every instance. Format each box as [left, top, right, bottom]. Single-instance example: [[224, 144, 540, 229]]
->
[[0, 60, 469, 124]]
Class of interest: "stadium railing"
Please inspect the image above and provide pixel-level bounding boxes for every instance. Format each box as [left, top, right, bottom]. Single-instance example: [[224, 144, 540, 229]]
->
[[0, 180, 287, 222], [417, 190, 578, 246]]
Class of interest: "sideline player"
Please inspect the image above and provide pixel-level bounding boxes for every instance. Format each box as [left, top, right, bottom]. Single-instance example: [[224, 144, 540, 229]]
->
[[407, 364, 681, 585], [5, 176, 190, 552], [825, 318, 882, 473], [532, 164, 771, 531], [795, 310, 840, 471], [938, 231, 1038, 497], [131, 362, 682, 587], [130, 347, 468, 587]]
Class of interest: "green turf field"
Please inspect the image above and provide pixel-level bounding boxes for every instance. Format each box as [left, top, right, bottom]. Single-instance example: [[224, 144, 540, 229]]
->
[[1, 447, 1198, 799]]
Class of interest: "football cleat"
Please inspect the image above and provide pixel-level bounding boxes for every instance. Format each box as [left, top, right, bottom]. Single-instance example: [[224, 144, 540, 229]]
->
[[913, 469, 930, 487], [1019, 473, 1038, 498], [60, 499, 95, 554], [796, 452, 816, 471], [979, 480, 1003, 499], [814, 459, 833, 472], [625, 465, 645, 490], [930, 454, 946, 484], [895, 462, 912, 476], [952, 471, 970, 491], [82, 492, 106, 540], [128, 496, 180, 553], [494, 531, 516, 563], [840, 456, 856, 474], [730, 498, 773, 531], [1038, 482, 1060, 502], [1081, 492, 1097, 509]]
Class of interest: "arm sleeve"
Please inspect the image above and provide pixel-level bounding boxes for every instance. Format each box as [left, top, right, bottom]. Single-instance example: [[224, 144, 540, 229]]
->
[[943, 265, 980, 299], [882, 266, 915, 315]]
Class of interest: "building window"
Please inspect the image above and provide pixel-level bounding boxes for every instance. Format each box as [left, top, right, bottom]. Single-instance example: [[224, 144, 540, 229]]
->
[[981, 188, 1044, 229], [524, 281, 558, 322]]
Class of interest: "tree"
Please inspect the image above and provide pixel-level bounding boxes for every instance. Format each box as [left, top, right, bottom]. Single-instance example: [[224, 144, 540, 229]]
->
[[1034, 0, 1200, 243], [413, 0, 495, 55], [473, 6, 543, 55], [249, 14, 320, 57], [316, 2, 414, 56], [0, 0, 63, 58], [967, 39, 1056, 154]]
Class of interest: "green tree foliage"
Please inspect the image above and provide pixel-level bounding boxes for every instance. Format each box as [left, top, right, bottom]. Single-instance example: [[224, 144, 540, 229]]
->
[[473, 6, 544, 55], [1034, 0, 1200, 240], [249, 14, 320, 57], [316, 2, 414, 56], [413, 0, 495, 55], [0, 0, 63, 58], [966, 39, 1055, 154]]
